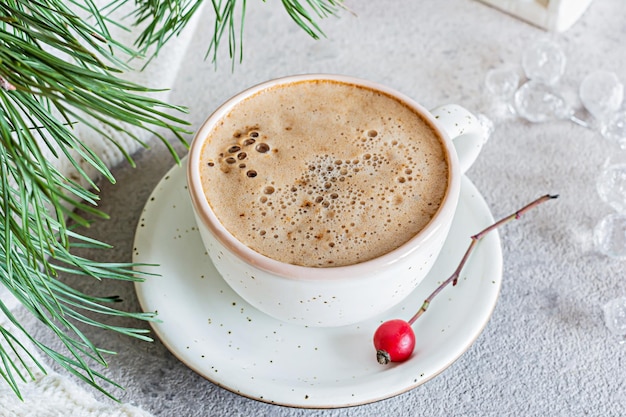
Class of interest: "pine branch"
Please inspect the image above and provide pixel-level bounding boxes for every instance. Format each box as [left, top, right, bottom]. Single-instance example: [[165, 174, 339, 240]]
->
[[121, 0, 345, 65], [0, 0, 344, 401], [0, 0, 186, 400]]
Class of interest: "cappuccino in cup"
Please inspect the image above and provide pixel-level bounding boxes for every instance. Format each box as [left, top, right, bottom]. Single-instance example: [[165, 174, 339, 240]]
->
[[187, 74, 485, 326], [198, 79, 449, 267]]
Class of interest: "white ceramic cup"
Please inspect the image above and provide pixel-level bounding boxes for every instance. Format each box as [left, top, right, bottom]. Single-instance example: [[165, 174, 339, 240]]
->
[[187, 74, 486, 327]]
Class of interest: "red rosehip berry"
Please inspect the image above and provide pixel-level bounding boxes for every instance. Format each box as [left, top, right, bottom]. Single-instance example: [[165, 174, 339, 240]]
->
[[373, 319, 416, 364]]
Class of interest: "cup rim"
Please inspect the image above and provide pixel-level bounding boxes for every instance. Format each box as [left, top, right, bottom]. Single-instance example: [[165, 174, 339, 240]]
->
[[187, 73, 461, 281]]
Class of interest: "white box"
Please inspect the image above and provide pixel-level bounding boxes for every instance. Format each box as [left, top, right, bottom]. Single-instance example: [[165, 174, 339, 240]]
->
[[477, 0, 595, 32]]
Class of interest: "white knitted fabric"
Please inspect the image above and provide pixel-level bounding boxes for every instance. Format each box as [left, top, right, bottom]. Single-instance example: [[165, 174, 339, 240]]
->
[[0, 2, 202, 415], [0, 286, 152, 416]]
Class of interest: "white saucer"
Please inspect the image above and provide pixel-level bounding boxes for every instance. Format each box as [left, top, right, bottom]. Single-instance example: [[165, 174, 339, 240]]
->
[[133, 161, 502, 408]]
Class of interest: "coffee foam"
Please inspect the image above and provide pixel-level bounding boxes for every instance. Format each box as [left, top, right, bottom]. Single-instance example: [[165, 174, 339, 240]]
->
[[199, 80, 449, 267]]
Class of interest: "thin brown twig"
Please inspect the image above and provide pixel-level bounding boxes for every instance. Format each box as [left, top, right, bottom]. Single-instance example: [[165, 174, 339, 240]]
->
[[407, 194, 558, 326]]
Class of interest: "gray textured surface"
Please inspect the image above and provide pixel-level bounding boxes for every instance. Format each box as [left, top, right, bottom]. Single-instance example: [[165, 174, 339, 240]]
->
[[26, 1, 626, 415]]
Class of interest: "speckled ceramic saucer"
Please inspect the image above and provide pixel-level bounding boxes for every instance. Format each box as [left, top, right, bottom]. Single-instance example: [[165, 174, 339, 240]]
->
[[133, 159, 502, 408]]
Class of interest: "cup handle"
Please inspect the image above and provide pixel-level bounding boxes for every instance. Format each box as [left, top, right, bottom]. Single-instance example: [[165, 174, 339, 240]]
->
[[431, 104, 487, 175]]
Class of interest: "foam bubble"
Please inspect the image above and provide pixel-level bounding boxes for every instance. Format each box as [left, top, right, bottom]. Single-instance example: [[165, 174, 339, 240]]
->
[[256, 143, 270, 153]]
